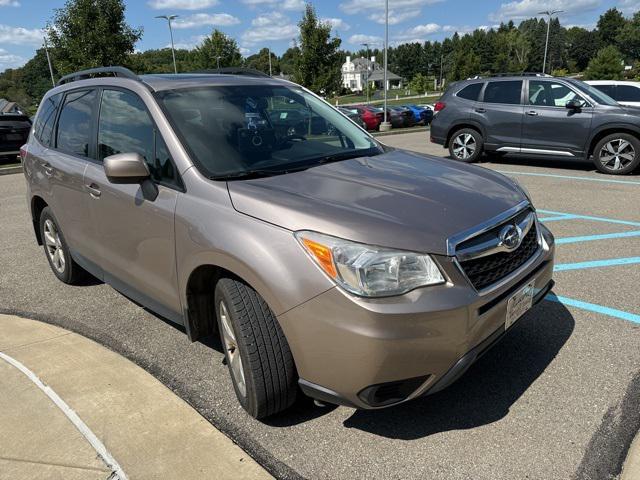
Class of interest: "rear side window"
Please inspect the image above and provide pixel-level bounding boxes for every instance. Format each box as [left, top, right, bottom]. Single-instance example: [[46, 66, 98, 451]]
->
[[457, 83, 483, 101], [616, 85, 640, 102], [34, 94, 62, 146], [56, 90, 97, 157], [98, 89, 181, 188], [593, 84, 616, 98], [483, 81, 522, 105]]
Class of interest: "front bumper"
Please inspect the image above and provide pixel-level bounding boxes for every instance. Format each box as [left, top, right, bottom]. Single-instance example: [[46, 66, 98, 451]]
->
[[278, 224, 555, 409]]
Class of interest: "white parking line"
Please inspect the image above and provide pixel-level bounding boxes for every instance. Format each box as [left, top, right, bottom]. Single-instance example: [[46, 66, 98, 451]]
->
[[497, 170, 640, 186], [0, 351, 128, 480]]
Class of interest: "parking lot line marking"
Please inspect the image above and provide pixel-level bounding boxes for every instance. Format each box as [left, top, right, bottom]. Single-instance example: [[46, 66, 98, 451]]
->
[[554, 257, 640, 272], [538, 209, 640, 227], [0, 351, 128, 480], [497, 170, 640, 186], [546, 293, 640, 324], [556, 230, 640, 245]]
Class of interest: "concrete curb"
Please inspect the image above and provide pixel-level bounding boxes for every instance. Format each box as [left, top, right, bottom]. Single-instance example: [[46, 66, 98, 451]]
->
[[0, 165, 22, 176], [0, 314, 272, 480], [622, 430, 640, 480]]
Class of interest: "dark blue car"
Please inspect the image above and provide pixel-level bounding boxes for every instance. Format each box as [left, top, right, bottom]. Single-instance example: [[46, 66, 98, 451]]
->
[[403, 104, 433, 125]]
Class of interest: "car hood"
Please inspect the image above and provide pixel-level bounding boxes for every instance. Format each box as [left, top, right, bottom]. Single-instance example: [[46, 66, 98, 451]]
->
[[227, 150, 526, 255]]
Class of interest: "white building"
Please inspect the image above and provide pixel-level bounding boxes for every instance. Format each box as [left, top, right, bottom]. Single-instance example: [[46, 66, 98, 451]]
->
[[341, 56, 402, 92]]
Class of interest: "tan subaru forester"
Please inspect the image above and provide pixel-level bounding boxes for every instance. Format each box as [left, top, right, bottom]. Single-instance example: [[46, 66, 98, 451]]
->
[[22, 67, 555, 418]]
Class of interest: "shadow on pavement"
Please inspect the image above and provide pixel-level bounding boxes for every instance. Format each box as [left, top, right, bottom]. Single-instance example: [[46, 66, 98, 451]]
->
[[340, 300, 574, 440]]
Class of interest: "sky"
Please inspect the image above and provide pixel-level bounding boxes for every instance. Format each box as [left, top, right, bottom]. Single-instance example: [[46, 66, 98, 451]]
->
[[1, 0, 638, 73]]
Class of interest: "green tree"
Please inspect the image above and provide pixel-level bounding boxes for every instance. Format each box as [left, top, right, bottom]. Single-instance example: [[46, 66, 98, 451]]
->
[[279, 46, 301, 75], [617, 11, 640, 62], [597, 8, 626, 48], [565, 27, 599, 72], [46, 0, 142, 75], [585, 45, 624, 79], [194, 29, 243, 70], [294, 4, 342, 96], [408, 73, 430, 94], [245, 48, 280, 75]]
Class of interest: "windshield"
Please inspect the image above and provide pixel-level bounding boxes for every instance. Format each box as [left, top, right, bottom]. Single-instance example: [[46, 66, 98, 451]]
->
[[156, 84, 382, 179], [571, 80, 619, 106]]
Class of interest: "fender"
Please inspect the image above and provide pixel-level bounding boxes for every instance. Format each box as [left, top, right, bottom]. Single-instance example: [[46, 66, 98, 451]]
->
[[585, 122, 640, 159]]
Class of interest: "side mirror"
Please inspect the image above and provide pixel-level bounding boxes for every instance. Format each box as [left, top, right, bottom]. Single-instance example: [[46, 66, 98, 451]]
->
[[565, 99, 584, 110], [104, 152, 150, 184]]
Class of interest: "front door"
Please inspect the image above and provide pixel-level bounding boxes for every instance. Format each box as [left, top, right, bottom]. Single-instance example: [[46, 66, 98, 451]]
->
[[521, 80, 593, 156], [84, 88, 184, 321]]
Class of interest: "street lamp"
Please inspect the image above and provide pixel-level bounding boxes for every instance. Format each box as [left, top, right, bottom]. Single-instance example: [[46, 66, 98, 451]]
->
[[538, 9, 563, 74], [155, 15, 178, 74], [380, 0, 392, 131], [361, 42, 370, 104], [267, 47, 273, 77], [216, 55, 222, 69], [43, 37, 55, 87]]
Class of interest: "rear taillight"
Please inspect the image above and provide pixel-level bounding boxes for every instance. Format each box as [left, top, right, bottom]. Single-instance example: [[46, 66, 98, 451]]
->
[[434, 101, 446, 112]]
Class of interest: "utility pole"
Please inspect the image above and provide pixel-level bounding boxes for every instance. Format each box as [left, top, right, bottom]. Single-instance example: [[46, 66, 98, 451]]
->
[[43, 37, 55, 87], [361, 42, 370, 104], [155, 15, 179, 74], [380, 0, 391, 131], [268, 47, 273, 76], [538, 9, 562, 74]]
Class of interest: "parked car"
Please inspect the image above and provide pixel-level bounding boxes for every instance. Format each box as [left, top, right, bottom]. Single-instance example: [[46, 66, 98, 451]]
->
[[352, 105, 384, 130], [0, 112, 31, 162], [586, 80, 640, 107], [338, 107, 367, 129], [389, 106, 416, 128], [24, 66, 555, 419], [431, 74, 640, 174], [404, 104, 434, 125]]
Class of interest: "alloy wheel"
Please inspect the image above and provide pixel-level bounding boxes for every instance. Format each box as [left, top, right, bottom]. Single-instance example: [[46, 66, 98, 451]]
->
[[599, 139, 636, 171], [219, 301, 247, 398], [43, 219, 65, 274], [452, 133, 477, 160]]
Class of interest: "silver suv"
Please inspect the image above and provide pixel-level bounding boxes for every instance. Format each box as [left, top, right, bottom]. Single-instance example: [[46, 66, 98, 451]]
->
[[431, 74, 640, 175], [23, 67, 555, 418]]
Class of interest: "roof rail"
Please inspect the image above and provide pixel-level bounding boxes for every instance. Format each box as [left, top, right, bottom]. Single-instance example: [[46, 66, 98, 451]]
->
[[492, 72, 552, 78], [56, 66, 141, 87], [193, 67, 271, 78]]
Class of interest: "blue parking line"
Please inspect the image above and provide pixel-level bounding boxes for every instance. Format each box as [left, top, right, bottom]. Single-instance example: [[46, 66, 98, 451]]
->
[[556, 230, 640, 245], [546, 293, 640, 324], [554, 257, 640, 271], [497, 170, 640, 186], [538, 209, 640, 227]]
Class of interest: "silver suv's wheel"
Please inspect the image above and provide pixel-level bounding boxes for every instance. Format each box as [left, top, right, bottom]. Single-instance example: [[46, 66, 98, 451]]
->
[[593, 133, 640, 175], [214, 278, 297, 419], [43, 219, 65, 274], [449, 128, 484, 163]]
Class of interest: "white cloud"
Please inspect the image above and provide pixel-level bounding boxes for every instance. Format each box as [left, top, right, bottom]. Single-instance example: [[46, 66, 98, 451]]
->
[[239, 46, 251, 55], [321, 17, 350, 31], [368, 9, 421, 25], [0, 24, 43, 45], [489, 0, 600, 22], [0, 48, 25, 71], [0, 0, 20, 6], [403, 22, 441, 36], [147, 0, 218, 9], [340, 0, 443, 15], [241, 12, 299, 45], [240, 0, 305, 10], [172, 13, 241, 29], [347, 33, 383, 45], [170, 34, 208, 49], [619, 0, 640, 14]]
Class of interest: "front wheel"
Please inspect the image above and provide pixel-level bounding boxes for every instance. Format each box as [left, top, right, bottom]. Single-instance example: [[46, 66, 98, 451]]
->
[[592, 133, 640, 175], [214, 278, 297, 419], [449, 128, 484, 163]]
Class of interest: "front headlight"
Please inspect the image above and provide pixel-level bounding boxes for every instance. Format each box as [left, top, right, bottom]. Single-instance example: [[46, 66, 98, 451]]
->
[[295, 231, 445, 297]]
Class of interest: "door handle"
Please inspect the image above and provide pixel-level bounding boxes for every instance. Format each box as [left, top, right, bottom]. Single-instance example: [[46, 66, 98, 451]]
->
[[85, 183, 101, 198], [43, 163, 54, 176], [475, 108, 486, 113], [525, 110, 539, 116]]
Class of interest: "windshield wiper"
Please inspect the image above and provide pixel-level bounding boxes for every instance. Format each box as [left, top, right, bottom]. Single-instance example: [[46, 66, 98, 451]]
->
[[312, 149, 379, 165], [212, 166, 306, 181]]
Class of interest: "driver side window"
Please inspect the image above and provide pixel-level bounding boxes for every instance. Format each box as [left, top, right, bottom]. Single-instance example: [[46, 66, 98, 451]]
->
[[529, 81, 586, 107]]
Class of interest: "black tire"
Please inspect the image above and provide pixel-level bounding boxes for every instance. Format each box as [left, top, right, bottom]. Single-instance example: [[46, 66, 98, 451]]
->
[[592, 133, 640, 175], [39, 207, 88, 285], [448, 128, 484, 163], [215, 278, 297, 419]]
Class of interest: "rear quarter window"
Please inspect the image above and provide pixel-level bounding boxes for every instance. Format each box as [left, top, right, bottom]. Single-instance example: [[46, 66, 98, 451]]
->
[[456, 83, 483, 101], [33, 94, 62, 147], [616, 85, 640, 102]]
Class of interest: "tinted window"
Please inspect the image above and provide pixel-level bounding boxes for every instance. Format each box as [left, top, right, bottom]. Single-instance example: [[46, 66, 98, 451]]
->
[[56, 90, 96, 157], [528, 81, 585, 107], [616, 85, 640, 102], [98, 89, 180, 187], [592, 84, 616, 98], [457, 83, 483, 101], [483, 81, 522, 105], [34, 94, 62, 146]]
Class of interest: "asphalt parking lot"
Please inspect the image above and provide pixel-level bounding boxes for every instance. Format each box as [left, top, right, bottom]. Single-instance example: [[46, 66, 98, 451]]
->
[[1, 131, 639, 480]]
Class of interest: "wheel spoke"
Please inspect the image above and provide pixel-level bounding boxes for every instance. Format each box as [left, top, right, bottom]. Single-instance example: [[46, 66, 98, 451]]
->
[[616, 141, 630, 153], [44, 231, 57, 247]]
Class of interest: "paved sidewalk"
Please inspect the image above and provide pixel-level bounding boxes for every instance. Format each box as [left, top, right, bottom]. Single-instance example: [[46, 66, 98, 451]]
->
[[0, 314, 271, 480]]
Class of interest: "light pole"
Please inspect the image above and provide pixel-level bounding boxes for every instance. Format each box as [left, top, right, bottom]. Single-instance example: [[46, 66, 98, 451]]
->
[[43, 37, 55, 87], [216, 55, 222, 69], [267, 47, 273, 76], [538, 9, 562, 74], [361, 42, 370, 104], [155, 15, 178, 74], [380, 0, 392, 131]]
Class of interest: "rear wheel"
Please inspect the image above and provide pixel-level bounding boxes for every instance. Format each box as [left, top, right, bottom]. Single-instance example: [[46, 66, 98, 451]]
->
[[592, 133, 640, 175], [449, 128, 483, 163], [215, 278, 297, 419]]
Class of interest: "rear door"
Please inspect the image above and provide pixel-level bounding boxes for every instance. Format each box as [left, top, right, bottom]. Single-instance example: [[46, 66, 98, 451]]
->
[[83, 88, 183, 320], [473, 80, 524, 150], [521, 79, 593, 156]]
